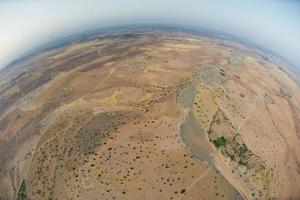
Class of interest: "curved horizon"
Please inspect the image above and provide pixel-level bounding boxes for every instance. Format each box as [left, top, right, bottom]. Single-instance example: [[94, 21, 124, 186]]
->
[[0, 0, 300, 71]]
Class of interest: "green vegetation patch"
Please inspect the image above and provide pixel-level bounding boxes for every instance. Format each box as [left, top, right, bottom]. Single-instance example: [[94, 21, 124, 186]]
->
[[17, 180, 27, 199], [213, 136, 228, 149], [219, 69, 226, 77]]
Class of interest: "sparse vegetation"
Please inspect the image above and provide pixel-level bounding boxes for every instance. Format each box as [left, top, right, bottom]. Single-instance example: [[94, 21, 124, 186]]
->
[[0, 30, 296, 200]]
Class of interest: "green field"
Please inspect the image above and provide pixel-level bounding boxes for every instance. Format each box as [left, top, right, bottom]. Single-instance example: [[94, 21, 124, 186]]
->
[[17, 180, 27, 199], [213, 136, 228, 149]]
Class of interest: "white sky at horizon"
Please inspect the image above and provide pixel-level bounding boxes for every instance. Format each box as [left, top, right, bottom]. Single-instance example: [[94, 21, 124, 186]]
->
[[0, 0, 299, 69]]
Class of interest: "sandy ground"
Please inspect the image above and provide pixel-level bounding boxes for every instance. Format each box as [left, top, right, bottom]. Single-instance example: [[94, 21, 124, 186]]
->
[[0, 28, 299, 200]]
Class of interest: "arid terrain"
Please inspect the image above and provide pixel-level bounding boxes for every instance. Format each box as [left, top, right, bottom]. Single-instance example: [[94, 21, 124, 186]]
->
[[0, 28, 300, 200]]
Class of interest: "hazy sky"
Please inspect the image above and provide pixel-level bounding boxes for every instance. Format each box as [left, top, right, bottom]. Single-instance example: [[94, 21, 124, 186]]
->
[[0, 0, 299, 69]]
